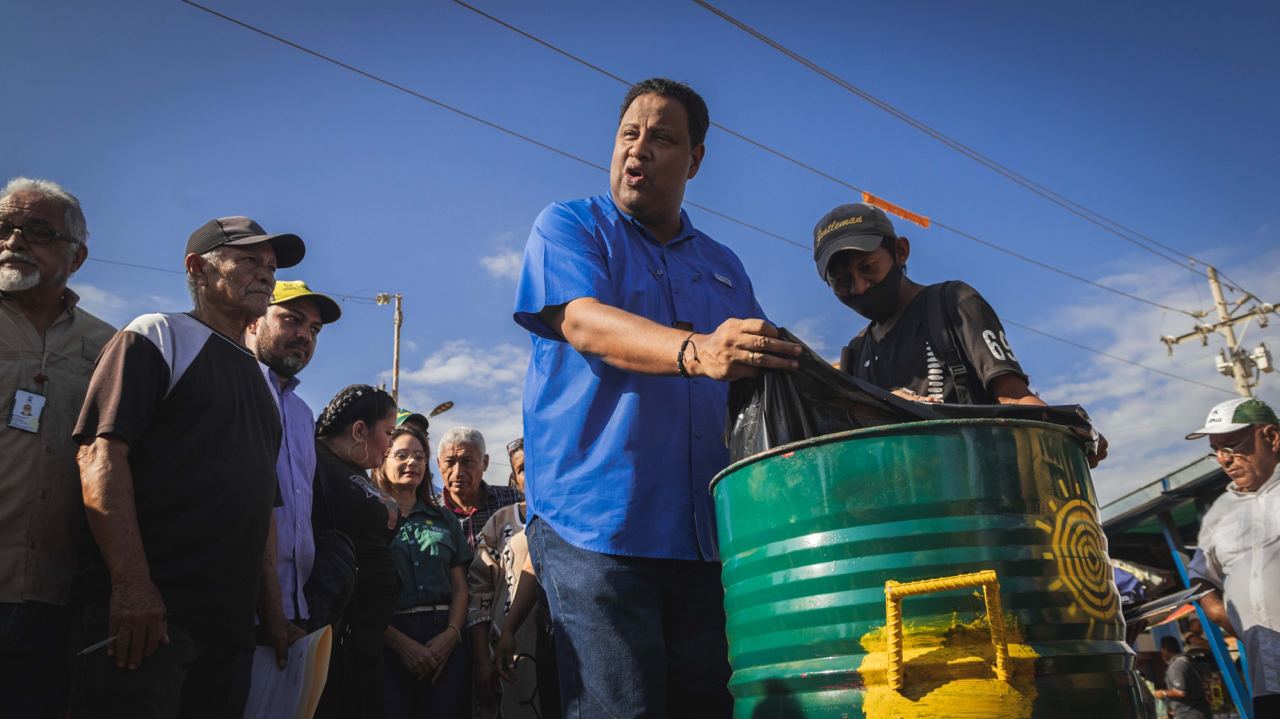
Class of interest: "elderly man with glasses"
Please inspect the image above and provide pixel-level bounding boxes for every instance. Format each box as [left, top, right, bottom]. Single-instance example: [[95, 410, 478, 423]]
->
[[1185, 397, 1280, 716], [0, 177, 115, 718]]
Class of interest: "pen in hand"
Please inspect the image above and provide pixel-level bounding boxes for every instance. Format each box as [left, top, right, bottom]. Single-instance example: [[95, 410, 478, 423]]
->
[[77, 635, 117, 656]]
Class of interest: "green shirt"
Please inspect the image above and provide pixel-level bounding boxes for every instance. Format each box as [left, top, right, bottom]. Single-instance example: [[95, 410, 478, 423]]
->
[[390, 499, 472, 610]]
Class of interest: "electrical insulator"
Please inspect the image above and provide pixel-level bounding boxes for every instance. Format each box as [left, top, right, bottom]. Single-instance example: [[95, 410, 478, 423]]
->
[[1216, 350, 1235, 377], [1254, 343, 1274, 374]]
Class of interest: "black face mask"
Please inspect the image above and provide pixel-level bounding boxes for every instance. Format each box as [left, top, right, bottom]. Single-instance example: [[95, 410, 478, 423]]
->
[[841, 261, 903, 322]]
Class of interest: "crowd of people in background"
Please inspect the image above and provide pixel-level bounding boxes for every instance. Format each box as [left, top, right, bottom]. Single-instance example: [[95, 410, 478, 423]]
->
[[0, 175, 554, 718], [3, 70, 1273, 719]]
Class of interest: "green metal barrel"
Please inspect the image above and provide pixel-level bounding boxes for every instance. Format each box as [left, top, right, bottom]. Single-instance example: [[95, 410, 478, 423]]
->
[[712, 419, 1148, 719]]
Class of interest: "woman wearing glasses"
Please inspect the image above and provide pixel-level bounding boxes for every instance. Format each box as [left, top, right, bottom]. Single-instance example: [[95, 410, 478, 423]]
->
[[375, 425, 473, 718]]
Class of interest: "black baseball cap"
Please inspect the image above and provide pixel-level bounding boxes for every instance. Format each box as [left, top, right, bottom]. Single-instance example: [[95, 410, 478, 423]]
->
[[185, 216, 305, 268], [812, 203, 897, 279]]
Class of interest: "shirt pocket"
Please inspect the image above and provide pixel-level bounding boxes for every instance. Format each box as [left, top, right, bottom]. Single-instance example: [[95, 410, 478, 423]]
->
[[1212, 520, 1251, 575], [693, 271, 752, 328], [0, 351, 27, 415]]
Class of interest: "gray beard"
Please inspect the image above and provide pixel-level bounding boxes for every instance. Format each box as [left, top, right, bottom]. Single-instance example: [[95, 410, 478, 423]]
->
[[266, 353, 306, 378], [0, 266, 40, 292]]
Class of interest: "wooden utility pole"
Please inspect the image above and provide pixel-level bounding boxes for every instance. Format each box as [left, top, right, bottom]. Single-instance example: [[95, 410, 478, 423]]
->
[[376, 292, 404, 403], [1161, 266, 1276, 397]]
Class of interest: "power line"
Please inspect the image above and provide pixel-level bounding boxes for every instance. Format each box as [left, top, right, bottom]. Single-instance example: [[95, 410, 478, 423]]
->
[[83, 256, 380, 304], [176, 0, 1222, 394], [447, 0, 1198, 317], [692, 0, 1258, 297], [1004, 319, 1236, 396], [87, 257, 182, 274], [90, 245, 1235, 396]]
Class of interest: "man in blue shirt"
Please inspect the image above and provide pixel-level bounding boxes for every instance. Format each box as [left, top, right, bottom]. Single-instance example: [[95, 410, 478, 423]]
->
[[514, 78, 801, 717], [247, 280, 341, 667]]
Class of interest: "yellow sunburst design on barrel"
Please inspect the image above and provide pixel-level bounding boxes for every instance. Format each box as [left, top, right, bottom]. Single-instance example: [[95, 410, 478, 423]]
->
[[1035, 496, 1120, 630]]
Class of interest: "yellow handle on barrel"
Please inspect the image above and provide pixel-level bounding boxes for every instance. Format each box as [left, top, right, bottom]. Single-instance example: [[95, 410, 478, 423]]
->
[[883, 569, 1011, 692]]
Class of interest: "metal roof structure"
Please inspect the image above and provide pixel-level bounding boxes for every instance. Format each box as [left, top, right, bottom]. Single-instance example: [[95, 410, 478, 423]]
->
[[1101, 455, 1228, 570]]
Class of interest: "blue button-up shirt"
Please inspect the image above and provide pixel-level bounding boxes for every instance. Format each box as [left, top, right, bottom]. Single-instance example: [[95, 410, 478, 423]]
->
[[513, 194, 766, 561], [260, 367, 317, 621]]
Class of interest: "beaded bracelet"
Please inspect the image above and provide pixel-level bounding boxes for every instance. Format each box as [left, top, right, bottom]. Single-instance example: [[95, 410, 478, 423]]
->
[[676, 334, 697, 378]]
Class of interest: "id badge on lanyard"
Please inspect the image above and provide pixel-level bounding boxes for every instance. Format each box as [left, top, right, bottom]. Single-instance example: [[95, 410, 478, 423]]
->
[[3, 306, 52, 434], [8, 388, 46, 433]]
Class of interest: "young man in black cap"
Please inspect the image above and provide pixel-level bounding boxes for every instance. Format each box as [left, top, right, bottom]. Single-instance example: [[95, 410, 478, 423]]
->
[[813, 202, 1106, 464]]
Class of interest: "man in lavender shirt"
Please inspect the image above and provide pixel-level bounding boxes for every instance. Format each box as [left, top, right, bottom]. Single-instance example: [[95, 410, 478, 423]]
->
[[247, 280, 341, 666]]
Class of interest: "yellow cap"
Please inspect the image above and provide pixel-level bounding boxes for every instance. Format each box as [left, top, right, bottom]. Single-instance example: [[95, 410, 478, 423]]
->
[[270, 280, 341, 324]]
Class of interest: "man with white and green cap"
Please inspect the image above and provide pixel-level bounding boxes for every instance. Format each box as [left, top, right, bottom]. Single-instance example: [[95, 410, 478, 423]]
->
[[1185, 397, 1280, 715]]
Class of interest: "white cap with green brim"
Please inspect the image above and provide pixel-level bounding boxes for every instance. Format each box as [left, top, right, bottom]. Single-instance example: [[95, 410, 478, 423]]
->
[[1186, 397, 1279, 439]]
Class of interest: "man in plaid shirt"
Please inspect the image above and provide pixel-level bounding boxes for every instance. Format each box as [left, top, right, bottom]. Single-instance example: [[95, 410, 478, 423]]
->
[[436, 427, 521, 548]]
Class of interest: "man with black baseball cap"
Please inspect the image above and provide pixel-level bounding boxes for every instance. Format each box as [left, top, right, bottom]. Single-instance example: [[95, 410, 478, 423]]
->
[[72, 216, 305, 715], [185, 215, 305, 268], [813, 202, 1106, 464]]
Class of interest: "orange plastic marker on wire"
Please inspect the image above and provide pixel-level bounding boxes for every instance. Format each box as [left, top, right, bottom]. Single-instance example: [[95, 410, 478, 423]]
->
[[861, 192, 931, 229]]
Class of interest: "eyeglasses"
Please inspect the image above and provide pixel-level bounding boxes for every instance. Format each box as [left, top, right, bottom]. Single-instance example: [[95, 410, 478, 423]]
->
[[0, 220, 77, 246], [1210, 431, 1256, 461], [390, 450, 426, 462], [506, 438, 524, 455]]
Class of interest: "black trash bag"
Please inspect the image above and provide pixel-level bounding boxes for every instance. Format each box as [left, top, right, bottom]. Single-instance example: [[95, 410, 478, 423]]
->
[[725, 328, 1098, 464]]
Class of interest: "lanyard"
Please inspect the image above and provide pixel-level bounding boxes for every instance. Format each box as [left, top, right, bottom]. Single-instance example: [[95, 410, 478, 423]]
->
[[0, 298, 53, 388]]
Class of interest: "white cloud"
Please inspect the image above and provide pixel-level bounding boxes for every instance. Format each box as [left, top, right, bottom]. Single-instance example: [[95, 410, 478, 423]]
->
[[786, 316, 838, 361], [397, 384, 524, 458], [1023, 244, 1280, 506], [480, 250, 523, 282], [69, 283, 181, 328], [395, 338, 529, 474], [399, 339, 529, 389]]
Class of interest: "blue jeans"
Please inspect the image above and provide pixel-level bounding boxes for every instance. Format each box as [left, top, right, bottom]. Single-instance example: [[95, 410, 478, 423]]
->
[[527, 517, 732, 719], [0, 602, 69, 719]]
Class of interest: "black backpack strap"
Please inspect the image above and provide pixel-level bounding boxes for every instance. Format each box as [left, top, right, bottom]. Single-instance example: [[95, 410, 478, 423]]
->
[[925, 281, 972, 404], [839, 333, 866, 375], [839, 341, 854, 374]]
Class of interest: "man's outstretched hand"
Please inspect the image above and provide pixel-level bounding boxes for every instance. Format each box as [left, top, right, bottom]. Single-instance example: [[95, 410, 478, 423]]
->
[[689, 319, 802, 381]]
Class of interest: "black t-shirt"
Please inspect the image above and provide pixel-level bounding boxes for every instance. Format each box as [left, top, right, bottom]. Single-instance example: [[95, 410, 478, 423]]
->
[[73, 313, 282, 648], [841, 281, 1027, 404], [312, 441, 400, 631]]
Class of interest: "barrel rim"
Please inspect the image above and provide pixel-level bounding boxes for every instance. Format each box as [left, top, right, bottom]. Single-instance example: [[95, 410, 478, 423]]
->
[[711, 418, 1084, 492]]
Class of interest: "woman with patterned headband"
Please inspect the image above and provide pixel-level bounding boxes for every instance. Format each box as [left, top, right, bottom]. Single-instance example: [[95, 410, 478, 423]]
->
[[310, 384, 400, 719]]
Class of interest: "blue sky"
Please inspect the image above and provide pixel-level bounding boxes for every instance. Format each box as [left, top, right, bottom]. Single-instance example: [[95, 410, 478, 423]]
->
[[6, 0, 1277, 499]]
